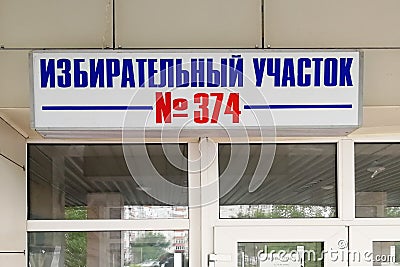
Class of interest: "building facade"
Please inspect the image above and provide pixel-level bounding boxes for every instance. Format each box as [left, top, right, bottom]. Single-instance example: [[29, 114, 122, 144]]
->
[[1, 0, 400, 266]]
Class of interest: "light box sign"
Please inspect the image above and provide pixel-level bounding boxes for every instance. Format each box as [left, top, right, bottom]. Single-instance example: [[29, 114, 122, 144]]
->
[[31, 50, 361, 137]]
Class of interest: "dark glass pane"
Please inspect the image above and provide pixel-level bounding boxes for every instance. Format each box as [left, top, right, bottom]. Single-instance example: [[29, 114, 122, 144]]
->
[[28, 144, 188, 220], [219, 144, 337, 219], [355, 143, 400, 218]]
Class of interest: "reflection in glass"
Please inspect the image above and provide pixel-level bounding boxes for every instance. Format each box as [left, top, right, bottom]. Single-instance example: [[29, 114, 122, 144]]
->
[[29, 231, 189, 267], [28, 144, 188, 220], [237, 242, 323, 267], [221, 204, 335, 219], [355, 143, 400, 218], [219, 144, 337, 219], [373, 241, 400, 266]]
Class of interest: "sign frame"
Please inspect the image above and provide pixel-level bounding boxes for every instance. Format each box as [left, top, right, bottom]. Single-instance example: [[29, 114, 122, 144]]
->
[[30, 49, 363, 138]]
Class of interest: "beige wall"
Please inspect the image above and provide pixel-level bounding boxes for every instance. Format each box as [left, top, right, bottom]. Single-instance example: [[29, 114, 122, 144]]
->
[[0, 50, 30, 108], [264, 0, 400, 48], [0, 0, 113, 48], [115, 0, 262, 48], [363, 49, 400, 106], [0, 119, 26, 263]]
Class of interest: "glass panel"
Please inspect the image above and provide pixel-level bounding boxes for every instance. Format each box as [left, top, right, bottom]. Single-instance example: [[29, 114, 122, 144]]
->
[[237, 242, 324, 267], [355, 143, 400, 218], [372, 241, 400, 266], [29, 231, 189, 267], [219, 144, 337, 219], [28, 144, 188, 220]]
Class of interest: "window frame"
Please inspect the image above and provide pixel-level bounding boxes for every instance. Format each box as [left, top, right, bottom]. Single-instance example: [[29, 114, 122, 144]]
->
[[26, 140, 199, 267]]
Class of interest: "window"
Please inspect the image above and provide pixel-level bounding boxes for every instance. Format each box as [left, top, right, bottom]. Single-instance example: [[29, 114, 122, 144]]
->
[[28, 144, 188, 220], [219, 144, 337, 219], [355, 143, 400, 218], [28, 143, 190, 267]]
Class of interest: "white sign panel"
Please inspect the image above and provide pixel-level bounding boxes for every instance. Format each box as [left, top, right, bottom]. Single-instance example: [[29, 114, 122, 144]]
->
[[31, 50, 361, 136]]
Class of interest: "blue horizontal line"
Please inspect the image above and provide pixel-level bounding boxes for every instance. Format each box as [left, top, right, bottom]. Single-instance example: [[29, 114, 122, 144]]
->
[[244, 104, 353, 110], [42, 105, 153, 111]]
